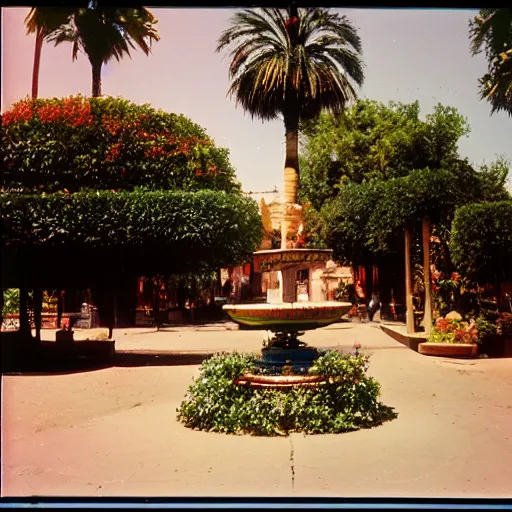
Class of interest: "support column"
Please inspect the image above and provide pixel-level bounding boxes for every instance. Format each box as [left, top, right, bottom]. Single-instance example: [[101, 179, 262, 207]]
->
[[422, 217, 433, 335], [404, 228, 415, 334]]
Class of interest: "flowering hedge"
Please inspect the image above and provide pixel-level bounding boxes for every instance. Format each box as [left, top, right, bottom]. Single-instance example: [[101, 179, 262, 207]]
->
[[1, 96, 240, 194], [1, 190, 262, 286]]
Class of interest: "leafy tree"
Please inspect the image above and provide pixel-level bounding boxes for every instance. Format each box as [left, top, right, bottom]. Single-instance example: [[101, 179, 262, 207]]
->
[[477, 155, 511, 202], [217, 7, 364, 246], [24, 7, 76, 99], [49, 6, 159, 97], [1, 190, 262, 285], [301, 99, 511, 332], [469, 9, 512, 116], [300, 100, 471, 210], [450, 201, 512, 292], [1, 96, 261, 341]]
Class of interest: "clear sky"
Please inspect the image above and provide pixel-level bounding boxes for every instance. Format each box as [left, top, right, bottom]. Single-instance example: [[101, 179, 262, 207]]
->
[[2, 7, 511, 193]]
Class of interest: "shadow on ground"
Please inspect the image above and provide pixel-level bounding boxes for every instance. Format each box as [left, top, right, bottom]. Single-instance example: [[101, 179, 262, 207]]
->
[[2, 342, 215, 376]]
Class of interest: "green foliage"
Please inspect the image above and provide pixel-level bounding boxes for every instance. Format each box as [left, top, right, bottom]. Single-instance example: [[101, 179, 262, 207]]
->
[[477, 156, 511, 202], [2, 289, 20, 317], [167, 271, 216, 308], [300, 99, 510, 267], [0, 190, 262, 284], [321, 169, 461, 266], [300, 100, 471, 209], [177, 351, 396, 436], [469, 9, 512, 116], [216, 8, 364, 124], [1, 96, 240, 194], [48, 7, 159, 97], [450, 201, 512, 285]]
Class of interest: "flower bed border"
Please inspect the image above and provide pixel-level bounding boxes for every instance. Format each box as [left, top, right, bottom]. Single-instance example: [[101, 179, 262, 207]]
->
[[418, 342, 478, 358]]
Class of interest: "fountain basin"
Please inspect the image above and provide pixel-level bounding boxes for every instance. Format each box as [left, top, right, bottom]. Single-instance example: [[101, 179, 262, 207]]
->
[[223, 301, 351, 331]]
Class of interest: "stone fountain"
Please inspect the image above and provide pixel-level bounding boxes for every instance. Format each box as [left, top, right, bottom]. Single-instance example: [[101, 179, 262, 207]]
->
[[223, 197, 351, 385]]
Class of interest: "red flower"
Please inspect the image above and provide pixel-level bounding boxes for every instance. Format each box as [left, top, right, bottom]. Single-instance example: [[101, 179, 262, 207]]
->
[[195, 169, 204, 176], [2, 99, 34, 125], [122, 169, 127, 176], [451, 272, 460, 282]]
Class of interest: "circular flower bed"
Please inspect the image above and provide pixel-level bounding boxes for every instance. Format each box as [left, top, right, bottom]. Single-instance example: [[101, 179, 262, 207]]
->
[[177, 351, 396, 436]]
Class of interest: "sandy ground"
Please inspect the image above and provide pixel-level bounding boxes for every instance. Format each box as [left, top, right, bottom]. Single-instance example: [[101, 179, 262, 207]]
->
[[2, 323, 512, 498]]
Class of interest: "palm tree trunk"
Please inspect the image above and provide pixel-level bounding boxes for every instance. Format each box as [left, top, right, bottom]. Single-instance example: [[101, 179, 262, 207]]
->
[[282, 113, 300, 250], [404, 227, 415, 334], [91, 61, 102, 97], [422, 217, 433, 335], [31, 29, 44, 99]]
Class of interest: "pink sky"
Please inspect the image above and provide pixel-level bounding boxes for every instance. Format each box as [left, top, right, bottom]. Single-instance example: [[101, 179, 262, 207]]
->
[[2, 7, 511, 192]]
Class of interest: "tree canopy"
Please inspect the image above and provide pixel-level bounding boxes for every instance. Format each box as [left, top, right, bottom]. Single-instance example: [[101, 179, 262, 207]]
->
[[1, 96, 262, 289], [299, 99, 471, 210], [216, 8, 364, 125], [49, 6, 159, 97], [2, 96, 241, 194], [1, 190, 262, 288], [450, 201, 512, 285], [469, 9, 512, 116], [299, 99, 510, 267]]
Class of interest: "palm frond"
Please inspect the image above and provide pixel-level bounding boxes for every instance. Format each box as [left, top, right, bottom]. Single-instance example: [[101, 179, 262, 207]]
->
[[217, 7, 364, 123], [50, 6, 159, 67]]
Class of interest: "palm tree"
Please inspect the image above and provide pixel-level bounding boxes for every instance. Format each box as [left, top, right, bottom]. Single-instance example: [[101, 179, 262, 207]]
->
[[470, 9, 512, 116], [50, 6, 160, 97], [217, 7, 364, 248], [24, 8, 75, 99]]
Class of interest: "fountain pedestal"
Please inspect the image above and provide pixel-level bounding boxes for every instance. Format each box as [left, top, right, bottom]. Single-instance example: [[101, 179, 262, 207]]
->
[[224, 247, 351, 381]]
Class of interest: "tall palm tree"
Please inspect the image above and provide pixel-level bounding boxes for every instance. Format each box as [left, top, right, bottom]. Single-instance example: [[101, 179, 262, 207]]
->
[[24, 7, 75, 99], [470, 8, 512, 116], [217, 7, 364, 248], [50, 6, 160, 97]]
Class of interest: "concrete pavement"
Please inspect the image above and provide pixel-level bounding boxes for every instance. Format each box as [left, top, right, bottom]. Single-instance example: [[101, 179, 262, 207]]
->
[[2, 323, 512, 497]]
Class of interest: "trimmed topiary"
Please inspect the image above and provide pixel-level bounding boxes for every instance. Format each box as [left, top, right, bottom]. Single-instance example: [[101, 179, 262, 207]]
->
[[177, 351, 396, 436]]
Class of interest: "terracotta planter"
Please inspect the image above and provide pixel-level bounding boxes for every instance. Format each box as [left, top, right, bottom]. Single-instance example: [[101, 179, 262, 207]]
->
[[418, 342, 478, 358]]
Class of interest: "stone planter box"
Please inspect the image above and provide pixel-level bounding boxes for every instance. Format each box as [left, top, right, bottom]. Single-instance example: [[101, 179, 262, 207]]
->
[[418, 342, 478, 358]]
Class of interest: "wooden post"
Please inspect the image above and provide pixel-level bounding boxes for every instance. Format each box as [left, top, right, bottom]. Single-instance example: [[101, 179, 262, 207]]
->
[[19, 284, 30, 337], [422, 217, 433, 335], [404, 227, 415, 334]]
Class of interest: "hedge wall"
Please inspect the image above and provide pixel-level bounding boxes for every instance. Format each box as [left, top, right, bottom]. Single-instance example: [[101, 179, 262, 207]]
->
[[450, 201, 512, 285], [1, 190, 262, 287]]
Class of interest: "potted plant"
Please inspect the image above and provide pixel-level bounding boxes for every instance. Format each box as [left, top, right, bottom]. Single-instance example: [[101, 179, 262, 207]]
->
[[418, 313, 479, 357]]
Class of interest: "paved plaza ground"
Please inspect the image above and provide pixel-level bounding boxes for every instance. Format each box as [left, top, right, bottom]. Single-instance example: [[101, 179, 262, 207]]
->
[[2, 322, 511, 498]]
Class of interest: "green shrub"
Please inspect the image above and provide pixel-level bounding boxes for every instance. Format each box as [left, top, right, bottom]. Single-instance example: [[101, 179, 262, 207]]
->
[[2, 288, 20, 317], [1, 190, 262, 279], [177, 351, 396, 436], [1, 96, 240, 194], [450, 201, 512, 285]]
